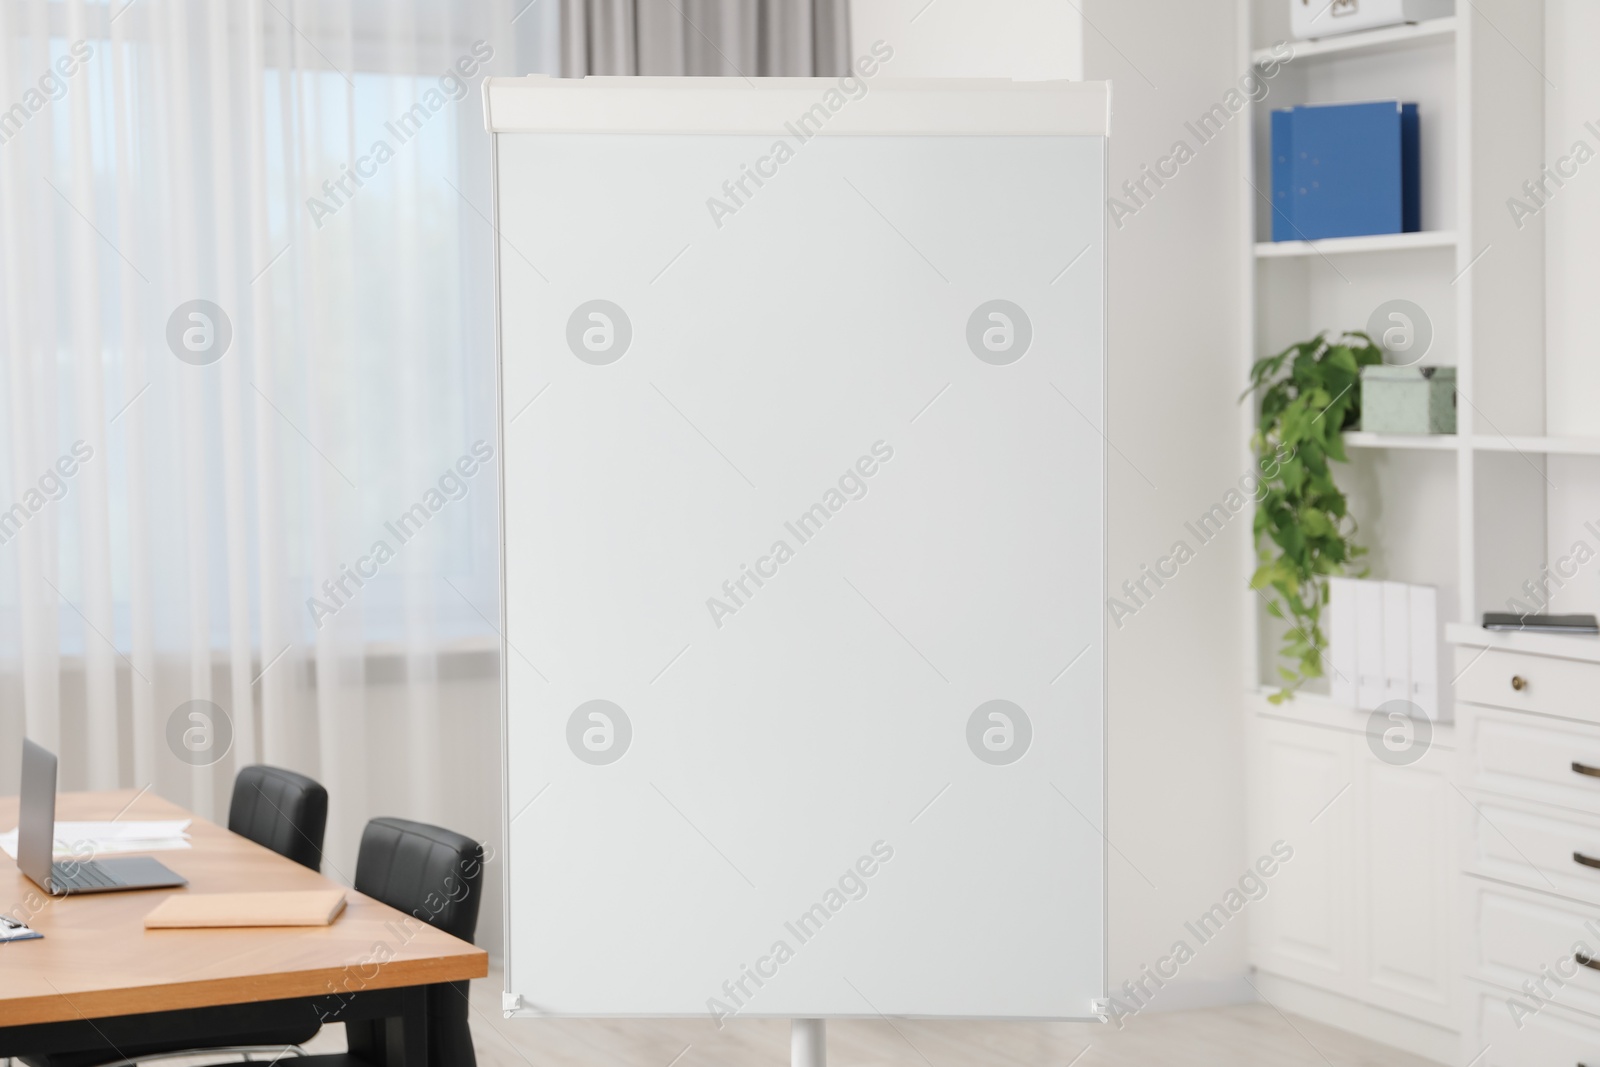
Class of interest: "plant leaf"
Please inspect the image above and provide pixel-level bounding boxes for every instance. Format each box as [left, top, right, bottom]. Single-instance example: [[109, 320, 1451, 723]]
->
[[1246, 332, 1369, 695]]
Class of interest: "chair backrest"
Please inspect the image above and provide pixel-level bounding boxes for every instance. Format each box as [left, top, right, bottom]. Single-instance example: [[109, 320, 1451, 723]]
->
[[227, 765, 328, 871], [352, 817, 485, 1067], [354, 817, 485, 940]]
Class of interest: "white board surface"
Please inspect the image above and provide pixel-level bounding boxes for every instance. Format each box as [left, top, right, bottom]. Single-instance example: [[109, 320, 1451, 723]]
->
[[490, 76, 1107, 1021]]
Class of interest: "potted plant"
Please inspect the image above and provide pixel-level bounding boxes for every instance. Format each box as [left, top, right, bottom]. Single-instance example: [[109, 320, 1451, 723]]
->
[[1243, 331, 1384, 702]]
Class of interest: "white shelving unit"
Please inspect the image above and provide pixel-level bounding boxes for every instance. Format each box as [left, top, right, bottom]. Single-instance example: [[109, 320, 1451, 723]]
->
[[1239, 1, 1548, 686], [1239, 4, 1553, 1064]]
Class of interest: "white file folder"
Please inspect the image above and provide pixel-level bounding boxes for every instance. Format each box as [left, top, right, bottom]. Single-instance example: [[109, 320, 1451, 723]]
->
[[1382, 581, 1411, 706], [1327, 577, 1357, 706], [1356, 580, 1386, 710]]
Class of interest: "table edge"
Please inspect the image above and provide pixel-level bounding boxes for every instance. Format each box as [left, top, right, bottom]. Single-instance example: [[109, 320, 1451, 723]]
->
[[2, 948, 490, 1026]]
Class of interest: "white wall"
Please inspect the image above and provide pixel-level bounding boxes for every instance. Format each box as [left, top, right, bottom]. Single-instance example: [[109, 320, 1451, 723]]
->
[[1543, 0, 1599, 439], [850, 0, 1251, 1013], [1085, 0, 1252, 1013], [1534, 0, 1600, 619]]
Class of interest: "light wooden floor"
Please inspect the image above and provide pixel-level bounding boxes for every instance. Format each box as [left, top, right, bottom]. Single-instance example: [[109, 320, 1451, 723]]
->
[[284, 975, 1440, 1067]]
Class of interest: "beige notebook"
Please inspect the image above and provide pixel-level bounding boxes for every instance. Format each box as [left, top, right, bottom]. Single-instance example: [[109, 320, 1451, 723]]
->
[[144, 889, 347, 929]]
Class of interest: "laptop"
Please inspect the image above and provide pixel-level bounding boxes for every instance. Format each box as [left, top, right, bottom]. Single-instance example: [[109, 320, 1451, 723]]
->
[[18, 739, 187, 896]]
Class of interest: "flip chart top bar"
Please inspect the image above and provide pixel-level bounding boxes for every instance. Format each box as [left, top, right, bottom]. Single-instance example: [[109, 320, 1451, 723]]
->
[[483, 75, 1111, 137]]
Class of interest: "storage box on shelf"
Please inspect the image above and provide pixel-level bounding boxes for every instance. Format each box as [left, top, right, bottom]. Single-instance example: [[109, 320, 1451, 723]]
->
[[1361, 366, 1456, 435], [1288, 0, 1455, 41]]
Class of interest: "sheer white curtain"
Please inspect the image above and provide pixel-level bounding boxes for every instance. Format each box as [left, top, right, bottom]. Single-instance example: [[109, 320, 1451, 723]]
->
[[0, 0, 556, 881]]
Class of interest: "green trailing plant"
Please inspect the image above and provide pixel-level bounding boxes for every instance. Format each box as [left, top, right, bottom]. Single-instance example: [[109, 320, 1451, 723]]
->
[[1242, 331, 1384, 703]]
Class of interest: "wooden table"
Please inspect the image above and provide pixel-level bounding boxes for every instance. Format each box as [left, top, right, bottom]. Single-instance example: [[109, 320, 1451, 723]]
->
[[0, 789, 488, 1065]]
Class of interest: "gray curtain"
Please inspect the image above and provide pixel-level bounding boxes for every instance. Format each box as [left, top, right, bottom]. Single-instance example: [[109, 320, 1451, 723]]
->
[[562, 0, 851, 77]]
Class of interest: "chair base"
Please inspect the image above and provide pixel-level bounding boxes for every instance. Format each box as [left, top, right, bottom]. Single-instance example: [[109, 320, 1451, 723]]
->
[[189, 1057, 361, 1067], [66, 1047, 307, 1067], [195, 1058, 365, 1067]]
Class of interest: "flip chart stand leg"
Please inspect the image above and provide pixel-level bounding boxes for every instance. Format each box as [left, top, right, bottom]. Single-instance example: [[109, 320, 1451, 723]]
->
[[791, 1018, 826, 1067]]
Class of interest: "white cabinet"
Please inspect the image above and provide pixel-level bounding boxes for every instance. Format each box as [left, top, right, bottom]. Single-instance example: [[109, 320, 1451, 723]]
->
[[1454, 631, 1600, 1065], [1247, 703, 1458, 1058], [1467, 983, 1600, 1067], [1457, 701, 1600, 817], [1249, 715, 1354, 984], [1458, 790, 1600, 907], [1357, 756, 1456, 1025], [1464, 879, 1600, 1021]]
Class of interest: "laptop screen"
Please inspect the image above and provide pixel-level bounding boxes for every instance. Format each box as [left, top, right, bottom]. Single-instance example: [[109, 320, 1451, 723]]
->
[[18, 739, 57, 887]]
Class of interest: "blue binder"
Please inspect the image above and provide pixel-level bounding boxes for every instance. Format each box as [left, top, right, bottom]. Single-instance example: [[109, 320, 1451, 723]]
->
[[1269, 101, 1420, 241], [1270, 109, 1295, 241]]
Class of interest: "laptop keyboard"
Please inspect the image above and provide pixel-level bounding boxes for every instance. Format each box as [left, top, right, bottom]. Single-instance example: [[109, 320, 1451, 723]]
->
[[51, 860, 123, 891]]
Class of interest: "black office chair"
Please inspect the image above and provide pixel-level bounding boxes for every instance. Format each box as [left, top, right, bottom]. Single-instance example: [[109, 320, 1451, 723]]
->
[[327, 817, 485, 1067], [229, 765, 329, 871], [212, 819, 484, 1067], [91, 819, 484, 1067]]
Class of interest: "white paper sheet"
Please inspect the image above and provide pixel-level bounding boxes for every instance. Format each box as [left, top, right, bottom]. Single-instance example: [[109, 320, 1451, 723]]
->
[[0, 820, 192, 859]]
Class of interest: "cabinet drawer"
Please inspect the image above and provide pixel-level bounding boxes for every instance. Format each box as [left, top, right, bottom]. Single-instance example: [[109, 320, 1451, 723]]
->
[[1459, 704, 1600, 817], [1472, 981, 1600, 1065], [1467, 879, 1600, 1021], [1456, 646, 1600, 723], [1466, 796, 1600, 907]]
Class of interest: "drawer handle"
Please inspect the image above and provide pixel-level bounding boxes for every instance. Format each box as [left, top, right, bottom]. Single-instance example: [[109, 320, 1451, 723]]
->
[[1576, 950, 1600, 971], [1576, 852, 1600, 870], [1574, 762, 1600, 779], [1512, 674, 1528, 691]]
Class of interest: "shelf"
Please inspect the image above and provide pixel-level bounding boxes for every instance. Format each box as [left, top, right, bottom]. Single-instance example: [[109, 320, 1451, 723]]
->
[[1447, 622, 1600, 664], [1255, 230, 1458, 258], [1340, 433, 1600, 456], [1344, 432, 1458, 451], [1247, 687, 1458, 739], [1471, 434, 1600, 456], [1251, 17, 1457, 66]]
